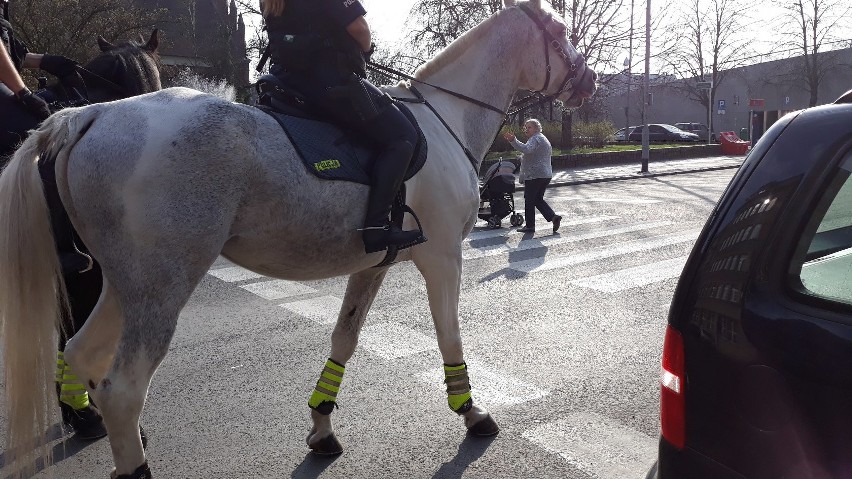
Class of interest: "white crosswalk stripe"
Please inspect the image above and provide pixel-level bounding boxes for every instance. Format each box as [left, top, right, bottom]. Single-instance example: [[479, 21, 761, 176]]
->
[[465, 215, 618, 241], [420, 359, 548, 406], [510, 230, 699, 274], [207, 265, 264, 282], [279, 296, 342, 324], [462, 220, 674, 260], [522, 412, 657, 478], [571, 256, 689, 292], [358, 323, 438, 359], [240, 279, 316, 300]]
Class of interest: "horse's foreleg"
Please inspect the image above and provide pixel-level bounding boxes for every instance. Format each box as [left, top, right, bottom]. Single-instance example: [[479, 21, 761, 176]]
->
[[414, 247, 499, 436], [306, 267, 389, 454]]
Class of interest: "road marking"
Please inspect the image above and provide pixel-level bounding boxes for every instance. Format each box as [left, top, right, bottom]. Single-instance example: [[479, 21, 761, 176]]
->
[[467, 215, 618, 241], [420, 360, 548, 406], [510, 230, 699, 274], [240, 279, 316, 300], [207, 266, 265, 283], [358, 323, 438, 359], [571, 256, 689, 292], [279, 296, 342, 325], [522, 412, 657, 478], [462, 221, 674, 260], [570, 197, 662, 204]]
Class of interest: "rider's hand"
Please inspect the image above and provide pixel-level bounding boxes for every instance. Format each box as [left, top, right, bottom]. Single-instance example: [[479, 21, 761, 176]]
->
[[16, 88, 51, 121], [40, 54, 79, 77], [503, 132, 516, 142]]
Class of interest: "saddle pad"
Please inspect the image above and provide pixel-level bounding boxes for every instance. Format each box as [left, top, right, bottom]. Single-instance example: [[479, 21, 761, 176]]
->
[[259, 102, 427, 185]]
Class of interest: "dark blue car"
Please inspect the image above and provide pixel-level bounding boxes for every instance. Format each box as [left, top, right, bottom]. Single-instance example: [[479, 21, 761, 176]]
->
[[647, 90, 852, 478]]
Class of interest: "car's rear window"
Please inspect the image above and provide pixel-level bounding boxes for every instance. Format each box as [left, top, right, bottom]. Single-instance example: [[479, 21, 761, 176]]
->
[[791, 150, 852, 306]]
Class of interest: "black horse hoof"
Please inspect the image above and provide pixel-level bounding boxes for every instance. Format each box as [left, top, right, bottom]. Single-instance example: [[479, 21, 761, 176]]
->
[[468, 414, 500, 436], [111, 462, 151, 479], [309, 433, 343, 455]]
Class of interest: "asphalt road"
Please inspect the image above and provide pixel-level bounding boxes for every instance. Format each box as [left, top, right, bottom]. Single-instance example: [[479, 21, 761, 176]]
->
[[2, 167, 738, 479]]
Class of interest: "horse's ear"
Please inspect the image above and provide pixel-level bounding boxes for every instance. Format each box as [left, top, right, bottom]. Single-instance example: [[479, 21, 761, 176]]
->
[[503, 0, 517, 7], [97, 35, 115, 52], [144, 29, 159, 53]]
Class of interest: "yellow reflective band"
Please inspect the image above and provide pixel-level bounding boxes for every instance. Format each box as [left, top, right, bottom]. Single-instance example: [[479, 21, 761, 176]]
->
[[59, 389, 90, 410], [443, 363, 467, 373], [308, 359, 346, 409], [448, 391, 472, 411]]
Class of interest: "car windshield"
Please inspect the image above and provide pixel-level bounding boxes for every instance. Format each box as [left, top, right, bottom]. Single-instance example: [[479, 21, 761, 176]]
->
[[792, 151, 852, 305], [662, 125, 685, 133]]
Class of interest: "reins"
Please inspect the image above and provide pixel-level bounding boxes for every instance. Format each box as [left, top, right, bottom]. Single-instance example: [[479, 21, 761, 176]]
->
[[366, 5, 587, 172]]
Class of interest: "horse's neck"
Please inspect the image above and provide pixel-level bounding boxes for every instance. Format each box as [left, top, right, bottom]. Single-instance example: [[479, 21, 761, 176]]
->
[[415, 15, 529, 162]]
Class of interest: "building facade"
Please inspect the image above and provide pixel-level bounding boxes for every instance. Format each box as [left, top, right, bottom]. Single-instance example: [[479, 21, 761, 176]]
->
[[601, 47, 852, 140], [134, 0, 249, 87]]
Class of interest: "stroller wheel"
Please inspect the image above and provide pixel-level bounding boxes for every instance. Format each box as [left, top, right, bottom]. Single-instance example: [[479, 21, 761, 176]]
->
[[487, 217, 502, 229], [510, 213, 524, 227]]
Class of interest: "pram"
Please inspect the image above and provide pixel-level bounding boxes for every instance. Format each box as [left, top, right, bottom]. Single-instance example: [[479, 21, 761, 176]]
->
[[478, 160, 524, 228]]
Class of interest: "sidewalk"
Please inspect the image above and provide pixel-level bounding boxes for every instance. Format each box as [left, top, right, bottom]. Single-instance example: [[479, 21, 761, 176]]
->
[[514, 155, 745, 190]]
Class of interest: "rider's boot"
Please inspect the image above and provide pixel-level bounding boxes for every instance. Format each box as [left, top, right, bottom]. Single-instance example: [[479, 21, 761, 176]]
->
[[362, 140, 426, 254], [56, 351, 108, 440]]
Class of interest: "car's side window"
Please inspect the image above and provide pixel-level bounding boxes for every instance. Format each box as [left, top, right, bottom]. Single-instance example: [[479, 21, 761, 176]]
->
[[791, 151, 852, 306]]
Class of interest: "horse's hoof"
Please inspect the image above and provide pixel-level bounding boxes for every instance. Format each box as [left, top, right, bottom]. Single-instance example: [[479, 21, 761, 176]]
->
[[308, 433, 344, 455], [467, 413, 500, 436]]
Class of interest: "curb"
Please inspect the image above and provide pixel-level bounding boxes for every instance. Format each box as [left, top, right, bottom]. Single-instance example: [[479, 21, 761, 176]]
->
[[514, 163, 742, 191]]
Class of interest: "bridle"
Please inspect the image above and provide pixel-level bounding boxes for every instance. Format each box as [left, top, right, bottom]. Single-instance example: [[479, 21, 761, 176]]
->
[[517, 3, 587, 101]]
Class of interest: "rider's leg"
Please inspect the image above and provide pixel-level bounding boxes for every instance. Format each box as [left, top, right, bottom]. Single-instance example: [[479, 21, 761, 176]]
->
[[355, 84, 425, 253]]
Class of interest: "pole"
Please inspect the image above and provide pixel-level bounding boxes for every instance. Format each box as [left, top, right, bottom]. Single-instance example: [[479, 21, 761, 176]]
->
[[641, 0, 651, 173], [708, 87, 713, 143], [625, 0, 634, 137]]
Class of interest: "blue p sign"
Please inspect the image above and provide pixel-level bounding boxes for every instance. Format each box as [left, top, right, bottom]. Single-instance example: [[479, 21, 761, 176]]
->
[[718, 99, 726, 111]]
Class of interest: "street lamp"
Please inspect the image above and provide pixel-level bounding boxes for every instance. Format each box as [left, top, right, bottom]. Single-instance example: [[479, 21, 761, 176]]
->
[[625, 0, 634, 139]]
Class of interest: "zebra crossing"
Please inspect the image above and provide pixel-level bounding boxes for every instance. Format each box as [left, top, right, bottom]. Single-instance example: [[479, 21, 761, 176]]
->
[[204, 209, 695, 478]]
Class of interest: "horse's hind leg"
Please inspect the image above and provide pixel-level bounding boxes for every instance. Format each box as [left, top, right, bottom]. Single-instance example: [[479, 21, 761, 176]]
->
[[93, 270, 203, 477], [413, 244, 499, 436], [306, 267, 389, 454]]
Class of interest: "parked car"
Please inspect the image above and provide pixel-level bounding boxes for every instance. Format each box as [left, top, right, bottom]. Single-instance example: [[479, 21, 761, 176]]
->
[[610, 125, 641, 142], [628, 124, 700, 142], [646, 92, 852, 478], [674, 122, 716, 142]]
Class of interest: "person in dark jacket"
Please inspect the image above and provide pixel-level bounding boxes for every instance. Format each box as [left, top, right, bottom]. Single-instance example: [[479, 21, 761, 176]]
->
[[262, 0, 426, 254]]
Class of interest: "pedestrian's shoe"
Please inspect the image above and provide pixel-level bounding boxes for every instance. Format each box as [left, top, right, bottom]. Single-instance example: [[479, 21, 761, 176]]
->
[[60, 402, 108, 440], [363, 222, 426, 253], [552, 215, 562, 234], [517, 226, 535, 233]]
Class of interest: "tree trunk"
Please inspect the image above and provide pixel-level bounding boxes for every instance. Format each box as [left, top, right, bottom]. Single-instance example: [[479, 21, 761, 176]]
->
[[561, 110, 574, 150]]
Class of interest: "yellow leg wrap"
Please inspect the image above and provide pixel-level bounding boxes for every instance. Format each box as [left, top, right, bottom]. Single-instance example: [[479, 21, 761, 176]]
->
[[444, 363, 472, 413], [308, 359, 345, 413], [57, 351, 90, 410]]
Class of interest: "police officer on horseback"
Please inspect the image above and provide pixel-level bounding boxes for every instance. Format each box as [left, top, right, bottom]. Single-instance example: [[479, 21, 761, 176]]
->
[[262, 0, 426, 254], [0, 0, 80, 161]]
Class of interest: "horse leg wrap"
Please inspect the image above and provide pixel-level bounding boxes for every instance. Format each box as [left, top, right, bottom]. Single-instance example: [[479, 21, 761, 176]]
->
[[110, 462, 151, 479], [444, 363, 473, 414], [308, 358, 345, 415], [57, 351, 90, 409]]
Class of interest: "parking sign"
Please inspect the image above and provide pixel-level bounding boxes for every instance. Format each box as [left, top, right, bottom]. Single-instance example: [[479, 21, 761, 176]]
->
[[718, 99, 726, 115]]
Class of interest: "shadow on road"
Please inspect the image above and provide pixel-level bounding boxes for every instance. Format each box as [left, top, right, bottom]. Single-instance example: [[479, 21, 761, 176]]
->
[[0, 423, 102, 477], [431, 433, 498, 478], [290, 452, 339, 479]]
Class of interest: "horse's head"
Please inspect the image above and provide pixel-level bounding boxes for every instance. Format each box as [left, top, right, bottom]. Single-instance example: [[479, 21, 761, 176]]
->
[[504, 0, 597, 108], [82, 29, 162, 102]]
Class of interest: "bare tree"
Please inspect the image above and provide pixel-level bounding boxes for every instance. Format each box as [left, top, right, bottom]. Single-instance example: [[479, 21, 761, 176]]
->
[[772, 0, 852, 106], [9, 0, 171, 64], [657, 0, 751, 132]]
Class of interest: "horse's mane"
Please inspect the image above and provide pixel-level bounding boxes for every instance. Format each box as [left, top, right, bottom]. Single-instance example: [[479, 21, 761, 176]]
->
[[414, 3, 563, 80], [84, 39, 162, 98]]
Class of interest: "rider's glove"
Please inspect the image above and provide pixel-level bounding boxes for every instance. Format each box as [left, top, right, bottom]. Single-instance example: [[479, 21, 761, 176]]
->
[[16, 88, 51, 121], [40, 54, 79, 77]]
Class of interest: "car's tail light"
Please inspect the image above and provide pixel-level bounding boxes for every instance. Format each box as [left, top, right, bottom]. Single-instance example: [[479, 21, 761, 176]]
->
[[661, 325, 686, 449]]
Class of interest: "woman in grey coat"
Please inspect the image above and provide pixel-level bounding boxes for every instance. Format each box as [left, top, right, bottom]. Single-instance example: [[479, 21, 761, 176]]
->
[[503, 119, 562, 233]]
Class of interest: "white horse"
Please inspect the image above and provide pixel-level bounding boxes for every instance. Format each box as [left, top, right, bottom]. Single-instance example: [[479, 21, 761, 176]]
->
[[0, 1, 596, 477]]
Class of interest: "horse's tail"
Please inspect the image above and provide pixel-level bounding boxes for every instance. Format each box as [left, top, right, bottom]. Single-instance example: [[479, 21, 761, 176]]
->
[[0, 111, 83, 477]]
